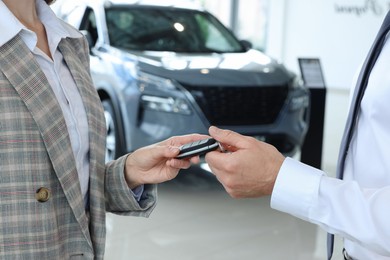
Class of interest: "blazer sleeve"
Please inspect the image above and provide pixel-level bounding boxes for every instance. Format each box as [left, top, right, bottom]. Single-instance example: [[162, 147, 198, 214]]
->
[[104, 155, 157, 217]]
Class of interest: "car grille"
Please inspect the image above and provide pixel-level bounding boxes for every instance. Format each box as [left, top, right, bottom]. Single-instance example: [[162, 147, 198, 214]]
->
[[182, 85, 289, 126]]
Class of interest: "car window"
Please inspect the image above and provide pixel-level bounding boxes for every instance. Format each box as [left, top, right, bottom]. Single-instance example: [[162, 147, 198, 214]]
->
[[105, 7, 245, 53], [194, 13, 240, 53], [80, 7, 99, 47]]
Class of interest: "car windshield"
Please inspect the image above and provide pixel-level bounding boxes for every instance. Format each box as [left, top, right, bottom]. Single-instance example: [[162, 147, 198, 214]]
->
[[105, 6, 246, 53]]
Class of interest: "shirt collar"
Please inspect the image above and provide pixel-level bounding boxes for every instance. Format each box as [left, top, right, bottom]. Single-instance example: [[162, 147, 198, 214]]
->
[[0, 0, 82, 52]]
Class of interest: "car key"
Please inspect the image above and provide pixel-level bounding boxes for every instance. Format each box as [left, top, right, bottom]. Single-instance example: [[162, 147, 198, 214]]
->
[[176, 138, 221, 159]]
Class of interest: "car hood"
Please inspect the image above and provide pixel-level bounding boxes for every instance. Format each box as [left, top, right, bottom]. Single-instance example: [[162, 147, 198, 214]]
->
[[124, 49, 293, 87]]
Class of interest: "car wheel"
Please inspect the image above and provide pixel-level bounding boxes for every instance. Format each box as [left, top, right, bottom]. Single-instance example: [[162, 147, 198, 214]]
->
[[102, 99, 122, 162]]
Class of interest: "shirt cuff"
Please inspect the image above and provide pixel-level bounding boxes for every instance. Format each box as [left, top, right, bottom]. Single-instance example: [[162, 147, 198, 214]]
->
[[130, 185, 145, 202], [270, 157, 324, 221]]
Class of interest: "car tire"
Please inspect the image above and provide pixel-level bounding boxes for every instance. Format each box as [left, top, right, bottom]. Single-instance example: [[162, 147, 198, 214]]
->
[[102, 99, 123, 162]]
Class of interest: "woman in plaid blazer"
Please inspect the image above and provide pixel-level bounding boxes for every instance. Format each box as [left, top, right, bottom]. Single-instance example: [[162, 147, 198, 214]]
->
[[0, 0, 203, 258]]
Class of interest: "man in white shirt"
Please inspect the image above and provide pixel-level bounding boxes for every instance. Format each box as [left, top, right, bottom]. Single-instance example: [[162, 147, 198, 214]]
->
[[205, 11, 390, 260]]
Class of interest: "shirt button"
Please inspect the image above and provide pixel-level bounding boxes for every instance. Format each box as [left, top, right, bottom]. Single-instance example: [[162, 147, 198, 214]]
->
[[35, 187, 51, 202]]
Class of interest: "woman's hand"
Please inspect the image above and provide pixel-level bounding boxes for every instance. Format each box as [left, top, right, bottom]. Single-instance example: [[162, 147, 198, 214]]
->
[[124, 134, 209, 189]]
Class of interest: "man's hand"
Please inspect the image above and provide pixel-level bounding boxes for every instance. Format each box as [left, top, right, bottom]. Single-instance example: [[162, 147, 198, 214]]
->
[[205, 126, 285, 198]]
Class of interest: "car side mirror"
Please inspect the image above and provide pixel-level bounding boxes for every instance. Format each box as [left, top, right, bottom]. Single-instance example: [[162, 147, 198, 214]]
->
[[240, 40, 252, 51], [80, 30, 94, 53]]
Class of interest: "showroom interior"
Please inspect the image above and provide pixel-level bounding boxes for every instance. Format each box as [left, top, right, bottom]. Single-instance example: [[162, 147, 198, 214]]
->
[[47, 0, 387, 259]]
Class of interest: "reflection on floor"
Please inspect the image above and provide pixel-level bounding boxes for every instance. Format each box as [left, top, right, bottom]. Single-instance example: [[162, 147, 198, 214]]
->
[[104, 88, 349, 260]]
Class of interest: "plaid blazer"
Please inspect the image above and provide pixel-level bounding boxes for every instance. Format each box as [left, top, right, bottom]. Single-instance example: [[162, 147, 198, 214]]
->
[[0, 34, 157, 259]]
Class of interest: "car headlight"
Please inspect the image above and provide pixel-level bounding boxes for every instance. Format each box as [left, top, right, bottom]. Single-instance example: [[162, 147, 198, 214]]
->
[[138, 72, 192, 115], [289, 75, 304, 89], [290, 95, 310, 111], [141, 95, 191, 115], [138, 71, 176, 91], [289, 76, 309, 111]]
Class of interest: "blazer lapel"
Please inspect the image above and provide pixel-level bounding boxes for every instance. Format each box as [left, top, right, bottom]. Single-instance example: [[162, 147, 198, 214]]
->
[[58, 38, 107, 195], [58, 38, 107, 250], [58, 39, 106, 170], [0, 35, 92, 247]]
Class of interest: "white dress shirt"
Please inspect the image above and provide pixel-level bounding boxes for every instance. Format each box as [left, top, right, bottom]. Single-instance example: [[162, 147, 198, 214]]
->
[[271, 35, 390, 258]]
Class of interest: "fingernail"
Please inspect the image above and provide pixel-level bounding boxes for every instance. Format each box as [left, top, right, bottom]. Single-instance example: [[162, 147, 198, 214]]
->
[[210, 126, 219, 134]]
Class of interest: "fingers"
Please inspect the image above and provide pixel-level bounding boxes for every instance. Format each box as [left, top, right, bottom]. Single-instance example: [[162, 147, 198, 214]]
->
[[208, 126, 247, 151], [166, 158, 192, 169], [162, 145, 200, 169], [205, 149, 231, 171], [164, 133, 210, 148]]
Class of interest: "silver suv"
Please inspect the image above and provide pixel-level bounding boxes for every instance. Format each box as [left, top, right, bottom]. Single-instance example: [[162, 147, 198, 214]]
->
[[54, 0, 310, 161]]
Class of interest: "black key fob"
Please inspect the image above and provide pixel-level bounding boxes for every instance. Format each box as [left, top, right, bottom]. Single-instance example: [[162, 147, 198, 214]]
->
[[176, 138, 220, 159]]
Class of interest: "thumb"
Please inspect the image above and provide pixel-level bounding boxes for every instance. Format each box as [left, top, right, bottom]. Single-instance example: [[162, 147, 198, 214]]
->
[[208, 126, 246, 150]]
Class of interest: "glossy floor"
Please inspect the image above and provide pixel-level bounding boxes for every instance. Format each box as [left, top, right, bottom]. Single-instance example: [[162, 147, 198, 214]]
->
[[104, 88, 350, 260]]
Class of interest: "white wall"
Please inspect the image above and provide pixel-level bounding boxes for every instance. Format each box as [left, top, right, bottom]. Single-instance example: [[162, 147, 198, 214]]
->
[[266, 0, 389, 89]]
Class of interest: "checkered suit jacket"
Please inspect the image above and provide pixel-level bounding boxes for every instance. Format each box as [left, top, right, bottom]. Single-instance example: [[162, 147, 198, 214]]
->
[[0, 34, 157, 259]]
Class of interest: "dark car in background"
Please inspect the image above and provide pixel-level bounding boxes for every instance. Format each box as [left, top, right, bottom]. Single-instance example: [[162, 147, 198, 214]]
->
[[53, 0, 310, 161]]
